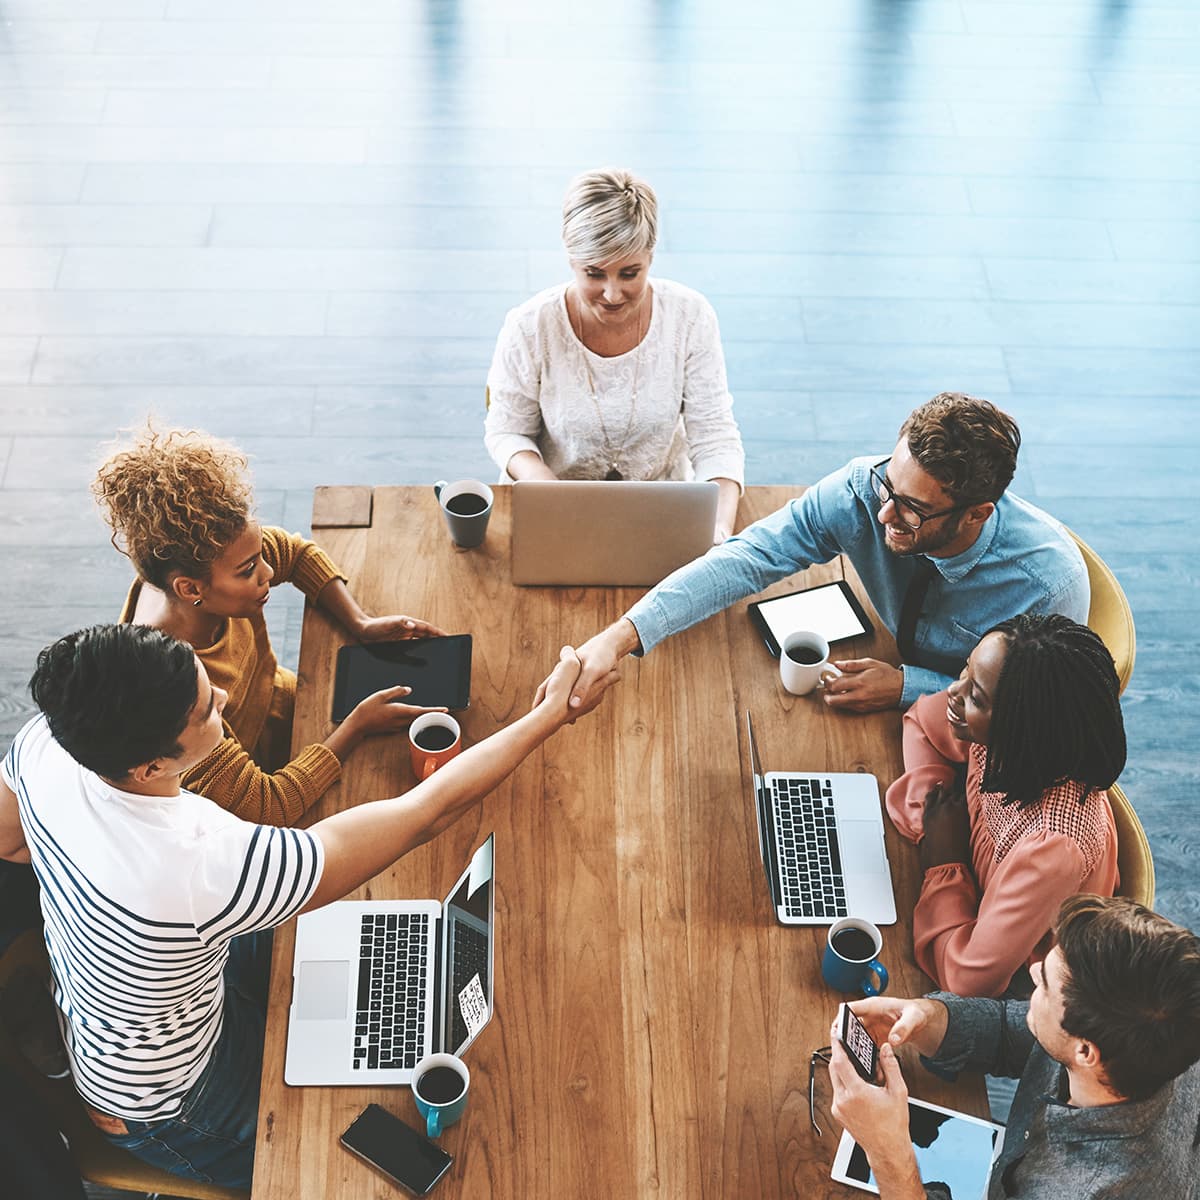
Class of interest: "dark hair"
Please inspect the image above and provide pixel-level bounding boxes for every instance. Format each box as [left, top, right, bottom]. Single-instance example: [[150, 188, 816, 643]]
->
[[982, 613, 1125, 808], [29, 625, 199, 780], [899, 393, 1020, 505], [1055, 895, 1200, 1102]]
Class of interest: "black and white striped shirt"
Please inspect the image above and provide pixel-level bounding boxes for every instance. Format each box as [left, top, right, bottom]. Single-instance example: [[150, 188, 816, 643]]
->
[[3, 715, 324, 1121]]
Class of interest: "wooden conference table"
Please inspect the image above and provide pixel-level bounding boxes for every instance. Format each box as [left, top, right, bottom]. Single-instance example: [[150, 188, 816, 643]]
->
[[253, 485, 986, 1199]]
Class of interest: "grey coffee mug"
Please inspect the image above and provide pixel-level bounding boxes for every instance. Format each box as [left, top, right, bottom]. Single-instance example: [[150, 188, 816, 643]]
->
[[433, 479, 493, 548]]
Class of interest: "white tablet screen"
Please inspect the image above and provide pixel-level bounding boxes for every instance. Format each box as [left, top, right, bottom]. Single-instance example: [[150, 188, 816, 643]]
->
[[756, 583, 869, 647], [832, 1098, 1003, 1199]]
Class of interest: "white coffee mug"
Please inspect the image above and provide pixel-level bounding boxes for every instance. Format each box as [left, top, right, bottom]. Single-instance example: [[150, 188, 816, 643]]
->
[[780, 631, 842, 696]]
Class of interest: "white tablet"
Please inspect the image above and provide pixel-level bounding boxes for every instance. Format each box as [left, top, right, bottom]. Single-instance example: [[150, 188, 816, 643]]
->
[[747, 580, 873, 658], [831, 1097, 1004, 1198]]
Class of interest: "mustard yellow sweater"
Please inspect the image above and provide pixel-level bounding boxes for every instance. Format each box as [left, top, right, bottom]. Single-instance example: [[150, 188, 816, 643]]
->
[[119, 527, 345, 826]]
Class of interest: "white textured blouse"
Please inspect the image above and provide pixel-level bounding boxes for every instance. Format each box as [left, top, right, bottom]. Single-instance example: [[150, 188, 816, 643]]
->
[[484, 278, 745, 485]]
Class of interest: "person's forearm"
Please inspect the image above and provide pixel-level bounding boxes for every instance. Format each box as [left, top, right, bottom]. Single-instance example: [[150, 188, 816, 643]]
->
[[506, 450, 557, 481], [604, 617, 643, 658], [871, 1149, 927, 1200], [316, 577, 371, 636], [714, 477, 740, 537], [304, 705, 558, 909]]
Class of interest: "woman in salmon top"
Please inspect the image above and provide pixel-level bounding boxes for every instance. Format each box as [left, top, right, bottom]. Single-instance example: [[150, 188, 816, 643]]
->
[[885, 612, 1125, 998], [94, 425, 445, 825]]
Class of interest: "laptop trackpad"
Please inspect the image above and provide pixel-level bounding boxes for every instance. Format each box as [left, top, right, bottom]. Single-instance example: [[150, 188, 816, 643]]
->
[[839, 821, 887, 869], [295, 960, 349, 1020]]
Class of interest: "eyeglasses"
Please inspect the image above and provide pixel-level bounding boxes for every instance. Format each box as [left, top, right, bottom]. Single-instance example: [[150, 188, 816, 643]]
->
[[808, 1046, 832, 1136], [869, 457, 970, 531]]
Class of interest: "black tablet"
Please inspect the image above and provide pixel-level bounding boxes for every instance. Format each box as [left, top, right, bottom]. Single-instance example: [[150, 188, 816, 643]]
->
[[747, 581, 873, 658], [331, 636, 472, 721]]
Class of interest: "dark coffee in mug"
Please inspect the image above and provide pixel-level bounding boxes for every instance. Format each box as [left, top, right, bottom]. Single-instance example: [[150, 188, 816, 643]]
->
[[415, 1065, 466, 1105], [414, 725, 457, 752], [785, 645, 823, 665], [445, 493, 488, 516], [831, 928, 877, 962]]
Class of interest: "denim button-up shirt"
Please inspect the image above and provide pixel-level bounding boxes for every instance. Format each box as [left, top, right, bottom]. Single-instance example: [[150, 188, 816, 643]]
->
[[625, 456, 1089, 707], [923, 993, 1200, 1199]]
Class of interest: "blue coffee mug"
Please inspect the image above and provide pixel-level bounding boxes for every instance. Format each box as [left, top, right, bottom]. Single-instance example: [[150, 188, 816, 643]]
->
[[822, 917, 889, 996], [412, 1052, 470, 1139]]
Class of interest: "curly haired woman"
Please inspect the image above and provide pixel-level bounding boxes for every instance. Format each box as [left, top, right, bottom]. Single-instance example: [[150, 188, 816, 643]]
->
[[93, 426, 446, 825]]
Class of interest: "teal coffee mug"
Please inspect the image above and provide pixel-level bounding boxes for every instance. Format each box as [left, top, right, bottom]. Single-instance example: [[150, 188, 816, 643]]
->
[[433, 479, 493, 549], [412, 1052, 470, 1139], [821, 917, 889, 996]]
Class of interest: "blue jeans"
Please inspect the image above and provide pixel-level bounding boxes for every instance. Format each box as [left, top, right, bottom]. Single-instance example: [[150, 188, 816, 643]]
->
[[105, 930, 273, 1190]]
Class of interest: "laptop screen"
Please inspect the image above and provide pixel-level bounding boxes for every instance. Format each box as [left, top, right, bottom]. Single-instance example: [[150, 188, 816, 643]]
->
[[441, 836, 494, 1056], [744, 712, 773, 891]]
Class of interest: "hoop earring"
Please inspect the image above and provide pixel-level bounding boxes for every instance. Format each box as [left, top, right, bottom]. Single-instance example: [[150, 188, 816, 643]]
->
[[193, 598, 202, 607]]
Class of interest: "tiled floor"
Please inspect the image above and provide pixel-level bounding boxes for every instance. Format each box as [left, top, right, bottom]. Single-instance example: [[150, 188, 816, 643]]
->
[[2, 2, 1199, 1189]]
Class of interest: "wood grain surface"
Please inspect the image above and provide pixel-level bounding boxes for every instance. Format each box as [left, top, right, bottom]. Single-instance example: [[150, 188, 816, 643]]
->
[[252, 485, 986, 1199]]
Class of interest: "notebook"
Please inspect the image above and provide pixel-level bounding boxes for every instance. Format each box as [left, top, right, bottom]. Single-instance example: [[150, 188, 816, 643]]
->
[[744, 712, 896, 926], [284, 836, 494, 1086], [511, 479, 718, 586]]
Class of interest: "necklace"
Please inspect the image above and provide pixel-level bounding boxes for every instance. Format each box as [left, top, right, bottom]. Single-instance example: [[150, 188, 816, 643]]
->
[[571, 290, 649, 481]]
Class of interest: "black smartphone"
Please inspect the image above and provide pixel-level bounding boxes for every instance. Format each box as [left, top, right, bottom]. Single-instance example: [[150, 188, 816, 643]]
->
[[340, 1103, 454, 1195], [838, 1002, 880, 1084]]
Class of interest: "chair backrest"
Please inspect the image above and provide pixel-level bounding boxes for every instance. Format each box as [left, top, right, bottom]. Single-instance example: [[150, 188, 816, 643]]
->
[[1067, 529, 1136, 694], [0, 931, 248, 1200], [1108, 783, 1155, 909]]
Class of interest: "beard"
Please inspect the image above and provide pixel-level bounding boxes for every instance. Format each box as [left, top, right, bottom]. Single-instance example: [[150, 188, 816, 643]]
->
[[884, 511, 965, 557]]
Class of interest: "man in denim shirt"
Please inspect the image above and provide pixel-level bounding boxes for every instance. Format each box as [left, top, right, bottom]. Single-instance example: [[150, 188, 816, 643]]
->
[[828, 896, 1200, 1199], [568, 394, 1088, 713]]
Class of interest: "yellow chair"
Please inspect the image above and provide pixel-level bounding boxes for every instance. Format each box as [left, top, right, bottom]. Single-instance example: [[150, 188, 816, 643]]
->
[[1108, 783, 1155, 909], [0, 930, 249, 1200], [1068, 529, 1136, 694]]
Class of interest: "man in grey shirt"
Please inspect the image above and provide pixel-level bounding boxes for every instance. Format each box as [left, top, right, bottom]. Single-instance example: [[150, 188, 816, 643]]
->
[[828, 895, 1200, 1199]]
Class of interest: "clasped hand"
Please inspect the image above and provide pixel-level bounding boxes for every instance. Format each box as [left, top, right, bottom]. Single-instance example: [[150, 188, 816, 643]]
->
[[918, 779, 972, 871]]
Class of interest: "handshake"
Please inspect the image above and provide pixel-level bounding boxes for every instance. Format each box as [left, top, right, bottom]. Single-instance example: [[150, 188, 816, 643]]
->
[[531, 621, 638, 723]]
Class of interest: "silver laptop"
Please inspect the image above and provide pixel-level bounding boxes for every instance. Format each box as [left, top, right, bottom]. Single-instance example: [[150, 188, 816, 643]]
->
[[744, 713, 896, 926], [511, 479, 718, 586], [284, 836, 494, 1086]]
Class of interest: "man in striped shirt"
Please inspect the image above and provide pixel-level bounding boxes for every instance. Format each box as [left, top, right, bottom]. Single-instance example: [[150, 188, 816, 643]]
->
[[0, 624, 602, 1189]]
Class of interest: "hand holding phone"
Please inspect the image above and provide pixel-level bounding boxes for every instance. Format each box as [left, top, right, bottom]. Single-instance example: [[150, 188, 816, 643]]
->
[[341, 1103, 453, 1195], [838, 1002, 880, 1084]]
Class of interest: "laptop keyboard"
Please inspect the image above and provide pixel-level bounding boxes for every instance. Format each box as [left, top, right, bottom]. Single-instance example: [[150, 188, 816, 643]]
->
[[353, 912, 428, 1071], [774, 778, 848, 919], [448, 917, 489, 1050]]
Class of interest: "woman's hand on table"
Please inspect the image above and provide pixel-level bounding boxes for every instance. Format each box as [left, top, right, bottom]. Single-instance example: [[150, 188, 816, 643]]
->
[[347, 687, 447, 735], [918, 781, 972, 871], [823, 658, 904, 712], [352, 614, 448, 642]]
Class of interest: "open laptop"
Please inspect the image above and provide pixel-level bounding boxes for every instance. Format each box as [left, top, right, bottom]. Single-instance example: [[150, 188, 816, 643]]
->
[[284, 836, 494, 1086], [511, 479, 718, 586], [744, 713, 896, 926]]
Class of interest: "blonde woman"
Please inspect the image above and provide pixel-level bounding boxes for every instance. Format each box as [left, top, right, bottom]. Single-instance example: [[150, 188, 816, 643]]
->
[[93, 426, 446, 825], [484, 167, 744, 543]]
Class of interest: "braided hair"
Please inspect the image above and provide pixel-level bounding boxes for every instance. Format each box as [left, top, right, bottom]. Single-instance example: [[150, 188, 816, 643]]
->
[[981, 612, 1125, 808]]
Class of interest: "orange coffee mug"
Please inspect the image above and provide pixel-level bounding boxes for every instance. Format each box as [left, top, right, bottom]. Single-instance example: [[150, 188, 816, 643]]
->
[[409, 713, 462, 780]]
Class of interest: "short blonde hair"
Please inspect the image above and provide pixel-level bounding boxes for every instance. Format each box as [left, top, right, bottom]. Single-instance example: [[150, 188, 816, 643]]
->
[[561, 167, 658, 265]]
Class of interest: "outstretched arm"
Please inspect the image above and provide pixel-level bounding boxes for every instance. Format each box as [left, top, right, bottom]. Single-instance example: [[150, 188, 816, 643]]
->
[[303, 648, 600, 912]]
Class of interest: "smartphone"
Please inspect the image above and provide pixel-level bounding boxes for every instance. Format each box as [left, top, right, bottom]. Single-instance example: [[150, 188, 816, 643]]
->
[[340, 1103, 454, 1196], [838, 1002, 880, 1084]]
